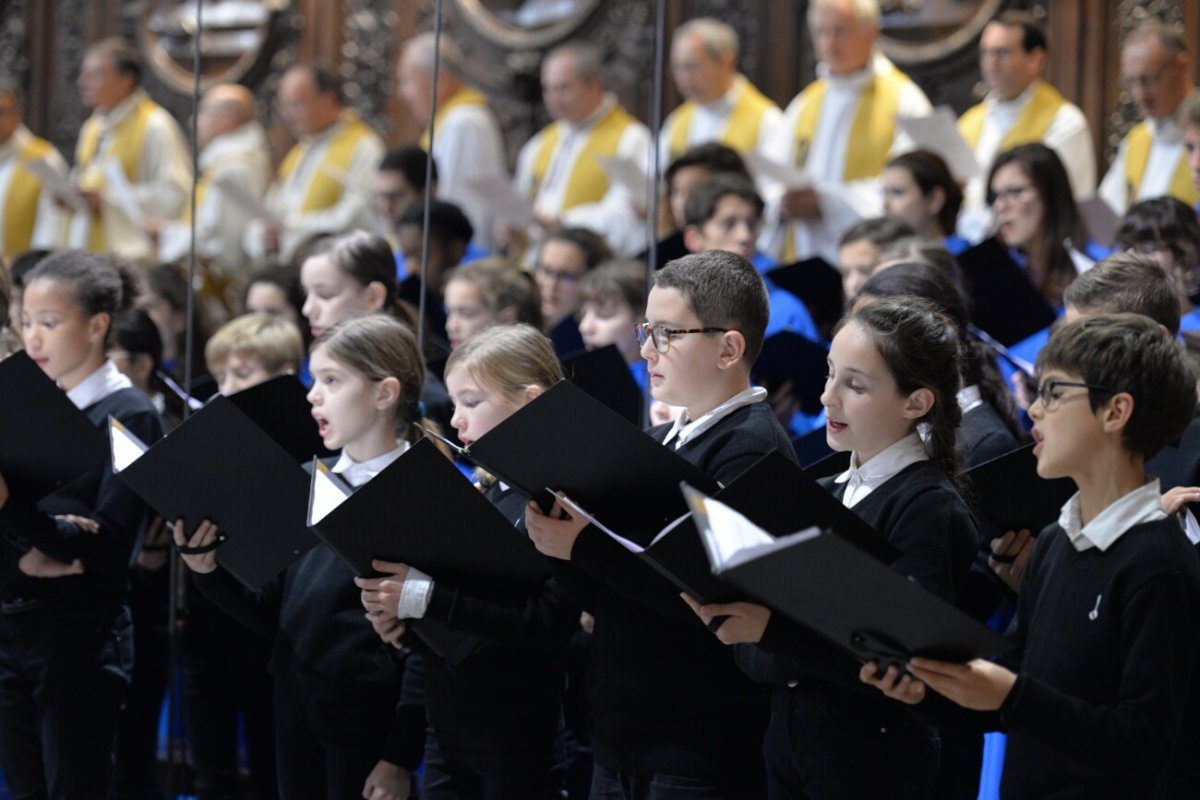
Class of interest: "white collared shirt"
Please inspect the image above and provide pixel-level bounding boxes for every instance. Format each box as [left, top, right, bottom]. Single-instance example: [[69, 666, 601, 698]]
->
[[834, 432, 929, 509], [331, 440, 409, 489], [66, 360, 133, 410], [957, 384, 984, 415], [662, 386, 767, 450], [1058, 478, 1166, 553]]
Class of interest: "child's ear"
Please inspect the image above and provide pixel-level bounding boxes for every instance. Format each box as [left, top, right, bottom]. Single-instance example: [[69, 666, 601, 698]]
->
[[1101, 392, 1135, 433], [927, 186, 946, 216], [375, 376, 401, 410], [902, 387, 935, 419], [682, 226, 705, 255], [498, 305, 518, 325], [89, 312, 111, 345], [364, 281, 389, 313], [716, 330, 747, 370], [523, 383, 544, 403]]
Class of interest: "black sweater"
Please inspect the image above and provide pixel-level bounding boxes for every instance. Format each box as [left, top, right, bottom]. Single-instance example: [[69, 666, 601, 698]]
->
[[554, 402, 795, 780], [738, 461, 979, 694], [0, 386, 163, 621], [926, 517, 1200, 799], [403, 481, 578, 769]]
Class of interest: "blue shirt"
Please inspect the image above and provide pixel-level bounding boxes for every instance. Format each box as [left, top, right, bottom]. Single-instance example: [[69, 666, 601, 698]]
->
[[629, 359, 649, 393], [394, 240, 489, 280], [945, 234, 970, 256], [1180, 308, 1200, 333]]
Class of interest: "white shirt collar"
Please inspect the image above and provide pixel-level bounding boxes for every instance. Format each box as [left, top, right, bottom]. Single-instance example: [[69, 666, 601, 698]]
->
[[66, 360, 133, 410], [1059, 478, 1166, 552], [1150, 114, 1183, 143], [695, 74, 745, 115], [95, 88, 148, 131], [817, 52, 893, 91], [662, 386, 767, 448], [332, 440, 409, 488], [300, 112, 352, 147], [0, 125, 31, 163], [560, 92, 618, 136], [957, 384, 984, 414], [200, 121, 268, 170], [834, 431, 928, 488]]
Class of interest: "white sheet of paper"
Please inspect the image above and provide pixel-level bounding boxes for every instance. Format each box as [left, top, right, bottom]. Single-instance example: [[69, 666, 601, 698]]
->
[[465, 175, 536, 227], [308, 462, 351, 526], [553, 492, 645, 554], [696, 496, 775, 572], [743, 151, 812, 190], [109, 418, 148, 474], [212, 172, 280, 226], [102, 159, 147, 228], [596, 155, 651, 197], [896, 107, 982, 181], [26, 158, 88, 214]]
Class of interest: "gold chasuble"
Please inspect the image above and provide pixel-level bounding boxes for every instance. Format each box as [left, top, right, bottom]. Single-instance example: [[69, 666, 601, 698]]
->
[[957, 80, 1067, 152], [1123, 121, 1199, 208], [3, 136, 53, 256], [666, 79, 776, 161], [419, 87, 489, 151], [75, 95, 157, 251], [530, 105, 637, 210], [276, 116, 376, 214]]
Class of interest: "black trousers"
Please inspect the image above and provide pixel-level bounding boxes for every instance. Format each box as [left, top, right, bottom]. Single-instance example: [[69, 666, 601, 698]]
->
[[181, 591, 278, 800], [422, 734, 562, 800], [588, 764, 756, 800], [109, 567, 170, 800], [0, 603, 133, 800], [272, 666, 399, 800], [763, 688, 939, 800]]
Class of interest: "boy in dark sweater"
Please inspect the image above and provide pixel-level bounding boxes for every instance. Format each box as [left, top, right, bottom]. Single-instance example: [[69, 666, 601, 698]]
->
[[526, 250, 796, 798], [863, 313, 1200, 799]]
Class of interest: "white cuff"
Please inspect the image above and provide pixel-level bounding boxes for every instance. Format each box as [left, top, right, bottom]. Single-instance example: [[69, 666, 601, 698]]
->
[[395, 567, 434, 620]]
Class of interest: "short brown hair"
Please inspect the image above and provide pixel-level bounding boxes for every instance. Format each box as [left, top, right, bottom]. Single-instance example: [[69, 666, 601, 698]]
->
[[1180, 92, 1200, 131], [442, 259, 543, 329], [1038, 313, 1197, 459], [205, 313, 305, 376], [580, 260, 646, 316], [683, 174, 763, 229], [1062, 252, 1181, 335], [654, 250, 769, 363]]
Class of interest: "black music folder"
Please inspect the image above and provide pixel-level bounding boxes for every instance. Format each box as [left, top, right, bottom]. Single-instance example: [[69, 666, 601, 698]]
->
[[462, 380, 719, 547], [791, 426, 835, 469], [964, 442, 1075, 535], [561, 345, 642, 425], [306, 437, 546, 590], [0, 351, 106, 500], [957, 237, 1057, 347], [226, 374, 335, 463], [580, 450, 900, 604], [684, 485, 1012, 668], [752, 331, 828, 416], [109, 397, 318, 590]]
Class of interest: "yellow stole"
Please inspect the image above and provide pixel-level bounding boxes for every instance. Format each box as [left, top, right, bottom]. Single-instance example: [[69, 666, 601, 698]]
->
[[782, 65, 910, 261], [3, 136, 53, 256], [276, 116, 374, 213], [1123, 120, 1199, 208], [666, 78, 777, 160], [419, 87, 489, 150], [531, 104, 636, 210], [75, 95, 158, 251], [957, 80, 1067, 151]]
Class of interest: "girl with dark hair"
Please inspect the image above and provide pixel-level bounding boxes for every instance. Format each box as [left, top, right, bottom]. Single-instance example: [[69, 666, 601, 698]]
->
[[986, 143, 1106, 307], [245, 262, 308, 343], [883, 150, 970, 254], [1114, 195, 1200, 330], [139, 261, 213, 387], [0, 250, 164, 797], [685, 297, 979, 800]]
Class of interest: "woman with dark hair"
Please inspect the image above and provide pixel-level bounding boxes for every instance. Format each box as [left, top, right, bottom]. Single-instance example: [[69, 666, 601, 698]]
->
[[1114, 196, 1200, 330], [883, 150, 970, 254], [986, 143, 1106, 307], [139, 261, 213, 391]]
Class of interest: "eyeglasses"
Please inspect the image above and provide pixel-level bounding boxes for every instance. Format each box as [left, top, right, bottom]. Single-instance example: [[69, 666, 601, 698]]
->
[[990, 184, 1036, 206], [635, 322, 729, 354], [1121, 62, 1174, 91], [1035, 379, 1114, 411], [535, 265, 583, 285]]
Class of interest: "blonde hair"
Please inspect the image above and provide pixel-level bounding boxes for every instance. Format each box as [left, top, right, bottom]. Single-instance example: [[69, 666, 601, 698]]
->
[[311, 314, 430, 444], [444, 324, 563, 399], [443, 258, 544, 329], [205, 313, 304, 375]]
